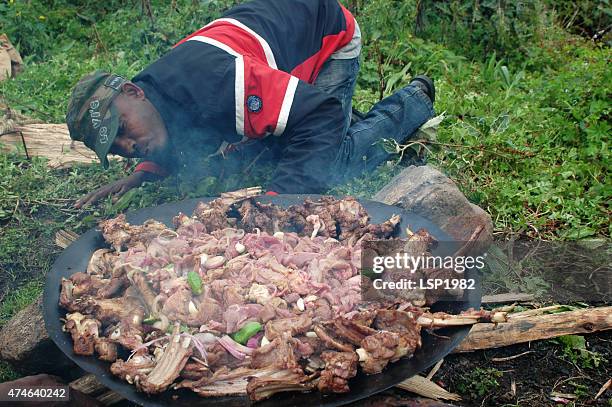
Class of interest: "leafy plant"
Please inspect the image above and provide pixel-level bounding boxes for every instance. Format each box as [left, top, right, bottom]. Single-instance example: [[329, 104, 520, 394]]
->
[[554, 335, 606, 368], [455, 367, 503, 399]]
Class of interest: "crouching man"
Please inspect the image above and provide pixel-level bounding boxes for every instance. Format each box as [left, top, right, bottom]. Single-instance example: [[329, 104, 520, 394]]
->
[[67, 0, 435, 207]]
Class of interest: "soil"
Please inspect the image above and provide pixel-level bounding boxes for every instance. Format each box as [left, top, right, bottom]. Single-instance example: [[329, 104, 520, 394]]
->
[[351, 331, 612, 406]]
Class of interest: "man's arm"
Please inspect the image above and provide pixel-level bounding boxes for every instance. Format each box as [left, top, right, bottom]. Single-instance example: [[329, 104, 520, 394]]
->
[[74, 161, 166, 208]]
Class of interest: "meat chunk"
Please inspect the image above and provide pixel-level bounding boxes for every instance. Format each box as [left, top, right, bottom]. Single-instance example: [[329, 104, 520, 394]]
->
[[83, 296, 144, 325], [63, 313, 100, 356], [264, 314, 312, 340], [313, 325, 354, 352], [86, 248, 118, 277], [357, 331, 400, 374], [193, 201, 233, 232], [193, 187, 262, 231], [365, 214, 401, 239], [107, 318, 145, 350], [94, 338, 118, 362], [138, 325, 193, 394], [331, 318, 377, 346], [110, 354, 156, 384], [177, 366, 279, 397], [59, 273, 112, 309], [238, 200, 291, 233], [180, 361, 210, 381], [347, 309, 377, 327], [250, 334, 298, 369], [100, 215, 167, 251], [317, 351, 358, 393], [374, 310, 422, 358], [247, 368, 314, 402]]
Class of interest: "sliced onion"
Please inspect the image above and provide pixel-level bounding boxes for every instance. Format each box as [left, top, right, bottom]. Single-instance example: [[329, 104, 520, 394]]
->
[[217, 335, 254, 359], [246, 332, 263, 349], [193, 332, 217, 345], [127, 335, 169, 361], [181, 333, 208, 364]]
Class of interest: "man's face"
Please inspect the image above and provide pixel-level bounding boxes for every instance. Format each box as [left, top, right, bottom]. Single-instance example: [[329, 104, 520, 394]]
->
[[109, 83, 170, 163]]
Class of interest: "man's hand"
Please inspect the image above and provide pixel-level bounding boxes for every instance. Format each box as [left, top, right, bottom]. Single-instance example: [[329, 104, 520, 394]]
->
[[75, 171, 146, 208]]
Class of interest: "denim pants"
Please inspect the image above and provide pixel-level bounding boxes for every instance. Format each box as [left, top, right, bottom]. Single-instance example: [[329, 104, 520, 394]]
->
[[225, 57, 435, 187], [314, 57, 435, 186]]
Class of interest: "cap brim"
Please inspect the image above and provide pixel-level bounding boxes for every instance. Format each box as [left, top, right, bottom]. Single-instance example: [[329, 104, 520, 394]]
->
[[93, 104, 120, 170]]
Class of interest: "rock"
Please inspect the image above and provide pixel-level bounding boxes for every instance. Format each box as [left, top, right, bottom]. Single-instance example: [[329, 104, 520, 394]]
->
[[0, 47, 10, 81], [0, 295, 75, 376], [0, 34, 23, 79], [373, 165, 493, 249]]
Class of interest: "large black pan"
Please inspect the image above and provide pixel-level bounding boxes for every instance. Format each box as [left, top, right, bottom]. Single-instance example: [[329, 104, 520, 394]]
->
[[43, 194, 481, 406]]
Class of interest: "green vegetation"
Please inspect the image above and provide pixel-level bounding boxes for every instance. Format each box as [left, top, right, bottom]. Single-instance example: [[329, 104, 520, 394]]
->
[[554, 334, 607, 368], [0, 279, 41, 326], [0, 0, 609, 360], [455, 367, 503, 399]]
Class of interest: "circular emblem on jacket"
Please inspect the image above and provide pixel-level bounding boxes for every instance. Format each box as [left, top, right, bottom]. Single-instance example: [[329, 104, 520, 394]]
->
[[247, 95, 263, 113]]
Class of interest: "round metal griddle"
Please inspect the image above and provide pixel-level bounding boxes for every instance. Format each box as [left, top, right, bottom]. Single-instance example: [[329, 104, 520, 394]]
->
[[43, 194, 481, 406]]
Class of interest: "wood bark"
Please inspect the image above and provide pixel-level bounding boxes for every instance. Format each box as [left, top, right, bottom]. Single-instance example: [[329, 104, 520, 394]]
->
[[70, 374, 124, 405], [454, 306, 612, 352]]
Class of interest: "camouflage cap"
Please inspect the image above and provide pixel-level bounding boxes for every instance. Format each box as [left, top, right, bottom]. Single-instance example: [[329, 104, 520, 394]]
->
[[66, 71, 127, 169]]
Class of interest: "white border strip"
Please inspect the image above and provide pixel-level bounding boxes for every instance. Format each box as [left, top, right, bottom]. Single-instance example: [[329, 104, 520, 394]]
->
[[273, 76, 299, 136], [234, 55, 245, 136], [203, 18, 277, 69], [187, 35, 239, 57]]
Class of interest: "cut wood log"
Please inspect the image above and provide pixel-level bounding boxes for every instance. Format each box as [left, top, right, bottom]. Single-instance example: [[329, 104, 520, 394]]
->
[[481, 293, 535, 304], [0, 123, 118, 168], [454, 306, 612, 352], [55, 229, 79, 249], [70, 374, 124, 406], [70, 374, 107, 395], [0, 296, 75, 375]]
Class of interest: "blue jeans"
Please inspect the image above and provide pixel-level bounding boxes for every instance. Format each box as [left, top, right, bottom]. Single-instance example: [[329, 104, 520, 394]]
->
[[314, 57, 435, 186]]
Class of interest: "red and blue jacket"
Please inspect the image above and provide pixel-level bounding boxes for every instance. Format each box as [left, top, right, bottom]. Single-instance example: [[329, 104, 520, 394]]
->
[[132, 0, 357, 193]]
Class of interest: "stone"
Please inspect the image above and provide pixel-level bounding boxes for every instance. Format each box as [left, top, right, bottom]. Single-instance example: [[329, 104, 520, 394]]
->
[[373, 165, 493, 249], [0, 295, 75, 376], [0, 34, 24, 78]]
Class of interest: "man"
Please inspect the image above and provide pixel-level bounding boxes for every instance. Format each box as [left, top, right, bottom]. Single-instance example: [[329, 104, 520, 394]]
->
[[67, 0, 435, 207]]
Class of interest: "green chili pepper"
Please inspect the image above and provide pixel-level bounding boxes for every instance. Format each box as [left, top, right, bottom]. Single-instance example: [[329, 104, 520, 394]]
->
[[231, 321, 262, 345], [187, 271, 203, 295], [361, 267, 376, 279], [142, 315, 159, 325]]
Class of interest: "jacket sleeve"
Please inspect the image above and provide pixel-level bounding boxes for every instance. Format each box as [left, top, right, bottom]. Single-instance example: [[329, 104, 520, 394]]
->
[[265, 81, 345, 193]]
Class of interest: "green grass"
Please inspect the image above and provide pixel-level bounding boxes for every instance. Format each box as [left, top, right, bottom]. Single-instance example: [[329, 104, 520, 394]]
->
[[0, 0, 610, 331], [0, 280, 42, 326], [0, 361, 20, 383]]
